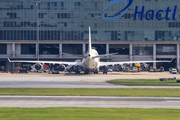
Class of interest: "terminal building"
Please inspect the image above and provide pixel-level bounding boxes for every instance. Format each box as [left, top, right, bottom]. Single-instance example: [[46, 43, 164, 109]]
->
[[0, 0, 179, 70]]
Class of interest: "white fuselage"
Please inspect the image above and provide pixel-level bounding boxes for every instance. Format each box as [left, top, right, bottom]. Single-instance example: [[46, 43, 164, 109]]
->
[[83, 49, 100, 70]]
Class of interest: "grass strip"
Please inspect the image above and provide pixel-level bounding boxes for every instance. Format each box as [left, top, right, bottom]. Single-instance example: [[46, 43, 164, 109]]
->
[[107, 79, 180, 86], [0, 107, 180, 120], [1, 88, 180, 97]]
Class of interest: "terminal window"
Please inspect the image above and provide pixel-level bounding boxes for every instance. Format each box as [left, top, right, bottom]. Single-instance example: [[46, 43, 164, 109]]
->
[[0, 44, 7, 54], [21, 44, 35, 55], [39, 44, 59, 55]]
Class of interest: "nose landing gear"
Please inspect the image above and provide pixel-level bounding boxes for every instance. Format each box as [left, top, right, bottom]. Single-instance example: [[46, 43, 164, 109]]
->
[[75, 71, 80, 74], [84, 69, 89, 74]]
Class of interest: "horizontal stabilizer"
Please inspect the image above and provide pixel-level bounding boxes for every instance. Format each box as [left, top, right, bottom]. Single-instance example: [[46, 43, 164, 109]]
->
[[62, 53, 86, 58], [92, 53, 118, 59]]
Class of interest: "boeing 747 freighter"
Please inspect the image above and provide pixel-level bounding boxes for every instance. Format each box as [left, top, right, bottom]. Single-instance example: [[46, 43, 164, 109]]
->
[[8, 27, 171, 74]]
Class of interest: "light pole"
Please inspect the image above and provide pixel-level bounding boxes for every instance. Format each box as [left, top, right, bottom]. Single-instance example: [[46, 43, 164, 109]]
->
[[35, 1, 40, 61]]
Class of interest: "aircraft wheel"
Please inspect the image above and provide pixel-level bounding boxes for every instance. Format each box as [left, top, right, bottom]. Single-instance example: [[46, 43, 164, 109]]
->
[[76, 71, 80, 74], [84, 70, 89, 74], [94, 69, 98, 74], [94, 71, 98, 74]]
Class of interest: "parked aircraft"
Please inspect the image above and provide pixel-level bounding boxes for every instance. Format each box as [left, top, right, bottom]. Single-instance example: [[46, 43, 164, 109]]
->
[[8, 27, 171, 74]]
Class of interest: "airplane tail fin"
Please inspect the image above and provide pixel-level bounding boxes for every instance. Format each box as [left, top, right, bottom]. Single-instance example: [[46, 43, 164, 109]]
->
[[89, 27, 92, 57]]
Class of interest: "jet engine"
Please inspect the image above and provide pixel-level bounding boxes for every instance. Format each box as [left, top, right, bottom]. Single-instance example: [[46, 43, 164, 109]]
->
[[35, 64, 42, 70], [31, 63, 44, 72], [141, 63, 149, 71], [59, 64, 66, 71], [118, 64, 125, 71]]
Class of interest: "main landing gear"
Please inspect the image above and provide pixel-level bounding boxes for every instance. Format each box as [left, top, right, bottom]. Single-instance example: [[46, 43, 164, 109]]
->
[[84, 69, 99, 74], [75, 71, 80, 74], [94, 69, 98, 74]]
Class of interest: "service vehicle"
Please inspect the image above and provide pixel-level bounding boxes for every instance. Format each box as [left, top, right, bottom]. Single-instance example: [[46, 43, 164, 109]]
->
[[171, 69, 177, 74]]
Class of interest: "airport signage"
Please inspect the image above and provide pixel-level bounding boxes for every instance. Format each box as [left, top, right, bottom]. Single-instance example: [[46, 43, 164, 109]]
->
[[102, 0, 177, 21]]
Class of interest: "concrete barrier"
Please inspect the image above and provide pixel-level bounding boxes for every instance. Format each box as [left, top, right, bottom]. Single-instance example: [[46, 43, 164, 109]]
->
[[159, 78, 168, 81], [167, 77, 176, 80], [160, 77, 176, 81], [177, 80, 180, 83]]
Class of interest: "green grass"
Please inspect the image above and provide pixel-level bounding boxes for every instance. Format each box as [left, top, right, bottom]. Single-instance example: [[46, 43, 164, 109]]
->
[[107, 79, 180, 86], [1, 88, 180, 97], [0, 107, 180, 120]]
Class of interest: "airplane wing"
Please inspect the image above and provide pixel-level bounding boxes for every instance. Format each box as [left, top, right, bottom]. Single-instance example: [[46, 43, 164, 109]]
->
[[7, 58, 83, 66], [99, 59, 172, 66]]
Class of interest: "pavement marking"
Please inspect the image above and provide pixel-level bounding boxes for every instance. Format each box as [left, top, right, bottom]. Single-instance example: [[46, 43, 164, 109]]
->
[[19, 77, 35, 82], [166, 101, 180, 102]]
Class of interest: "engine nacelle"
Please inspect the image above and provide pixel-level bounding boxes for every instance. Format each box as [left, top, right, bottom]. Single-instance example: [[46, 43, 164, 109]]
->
[[59, 64, 66, 71], [31, 63, 44, 72], [141, 63, 149, 71], [118, 65, 125, 71]]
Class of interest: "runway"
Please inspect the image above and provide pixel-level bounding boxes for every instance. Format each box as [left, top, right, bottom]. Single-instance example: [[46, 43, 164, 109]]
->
[[0, 72, 180, 88], [0, 96, 180, 109]]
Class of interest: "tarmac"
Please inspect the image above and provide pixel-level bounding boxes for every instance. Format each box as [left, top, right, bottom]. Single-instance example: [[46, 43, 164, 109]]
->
[[0, 72, 180, 88], [0, 72, 180, 109], [0, 96, 180, 109]]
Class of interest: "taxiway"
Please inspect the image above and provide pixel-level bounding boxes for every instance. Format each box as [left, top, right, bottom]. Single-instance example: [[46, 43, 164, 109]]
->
[[0, 96, 180, 109], [0, 72, 180, 88]]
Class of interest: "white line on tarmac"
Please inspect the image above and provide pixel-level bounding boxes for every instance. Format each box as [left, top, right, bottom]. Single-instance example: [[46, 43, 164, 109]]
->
[[166, 101, 180, 102]]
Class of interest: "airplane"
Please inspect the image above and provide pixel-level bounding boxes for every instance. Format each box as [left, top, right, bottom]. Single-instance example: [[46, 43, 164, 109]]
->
[[8, 27, 172, 74]]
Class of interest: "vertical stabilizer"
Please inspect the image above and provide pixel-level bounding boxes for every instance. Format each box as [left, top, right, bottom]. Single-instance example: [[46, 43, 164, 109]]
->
[[89, 27, 92, 57]]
